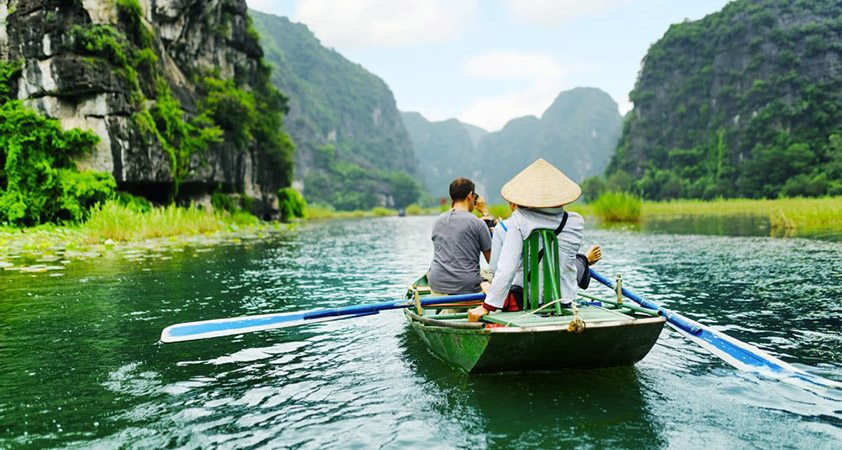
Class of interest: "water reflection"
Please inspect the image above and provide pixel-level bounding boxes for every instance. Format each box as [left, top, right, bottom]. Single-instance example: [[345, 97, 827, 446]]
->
[[2, 216, 841, 449], [399, 328, 666, 449]]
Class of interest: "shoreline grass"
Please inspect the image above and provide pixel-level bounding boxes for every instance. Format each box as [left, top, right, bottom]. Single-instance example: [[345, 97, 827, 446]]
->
[[304, 203, 444, 220], [0, 200, 287, 261], [638, 196, 842, 235], [302, 196, 842, 235], [491, 196, 842, 237], [592, 192, 642, 222]]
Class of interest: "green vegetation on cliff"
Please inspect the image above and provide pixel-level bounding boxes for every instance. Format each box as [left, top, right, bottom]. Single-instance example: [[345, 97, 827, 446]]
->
[[0, 62, 115, 226], [606, 0, 842, 200], [1, 0, 296, 226], [110, 1, 293, 198], [249, 10, 422, 210]]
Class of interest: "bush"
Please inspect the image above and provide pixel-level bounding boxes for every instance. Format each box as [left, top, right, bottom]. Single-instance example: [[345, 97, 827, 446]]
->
[[405, 204, 424, 215], [371, 207, 394, 216], [56, 170, 117, 222], [781, 173, 828, 197], [277, 187, 306, 221], [0, 98, 115, 226], [593, 191, 642, 222], [115, 191, 152, 213], [211, 192, 235, 212], [582, 176, 607, 203], [387, 172, 422, 209]]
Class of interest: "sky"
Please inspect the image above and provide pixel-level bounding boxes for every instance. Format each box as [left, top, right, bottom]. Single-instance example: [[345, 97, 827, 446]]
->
[[246, 0, 732, 132]]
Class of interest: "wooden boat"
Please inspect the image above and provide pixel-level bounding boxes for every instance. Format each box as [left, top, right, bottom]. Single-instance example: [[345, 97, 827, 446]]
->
[[404, 275, 666, 373]]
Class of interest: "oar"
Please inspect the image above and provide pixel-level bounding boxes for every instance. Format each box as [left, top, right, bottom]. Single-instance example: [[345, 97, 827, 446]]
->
[[160, 292, 486, 343], [590, 269, 841, 389]]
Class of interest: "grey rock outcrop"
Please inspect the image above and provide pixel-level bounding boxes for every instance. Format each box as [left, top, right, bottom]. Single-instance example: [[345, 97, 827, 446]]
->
[[1, 0, 287, 216]]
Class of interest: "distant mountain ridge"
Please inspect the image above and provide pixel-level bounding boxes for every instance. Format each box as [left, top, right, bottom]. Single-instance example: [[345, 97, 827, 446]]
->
[[400, 112, 486, 200], [250, 10, 421, 210], [404, 87, 623, 204]]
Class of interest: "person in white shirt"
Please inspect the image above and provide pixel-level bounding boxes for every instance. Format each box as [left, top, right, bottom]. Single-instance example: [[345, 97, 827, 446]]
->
[[469, 159, 600, 321]]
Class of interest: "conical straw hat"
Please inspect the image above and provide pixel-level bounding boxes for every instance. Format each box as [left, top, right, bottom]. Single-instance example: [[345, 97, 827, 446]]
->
[[500, 158, 581, 207]]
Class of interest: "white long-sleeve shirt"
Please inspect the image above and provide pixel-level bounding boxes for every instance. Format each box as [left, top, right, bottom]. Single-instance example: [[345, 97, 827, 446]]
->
[[484, 207, 584, 310]]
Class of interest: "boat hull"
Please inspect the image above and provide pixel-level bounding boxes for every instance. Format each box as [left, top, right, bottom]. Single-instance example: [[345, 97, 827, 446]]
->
[[406, 310, 665, 373]]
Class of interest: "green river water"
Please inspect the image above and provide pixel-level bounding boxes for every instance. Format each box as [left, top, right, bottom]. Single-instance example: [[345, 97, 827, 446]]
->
[[1, 216, 841, 449]]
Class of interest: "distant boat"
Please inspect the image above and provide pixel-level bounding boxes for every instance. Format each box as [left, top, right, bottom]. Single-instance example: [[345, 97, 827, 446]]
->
[[398, 209, 406, 217], [404, 274, 665, 373]]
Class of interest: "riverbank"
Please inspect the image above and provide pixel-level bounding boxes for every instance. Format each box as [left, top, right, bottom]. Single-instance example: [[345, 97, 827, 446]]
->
[[568, 196, 842, 237], [5, 196, 839, 275], [304, 204, 443, 219], [486, 197, 842, 237], [303, 196, 842, 233], [0, 201, 291, 274], [634, 197, 842, 235]]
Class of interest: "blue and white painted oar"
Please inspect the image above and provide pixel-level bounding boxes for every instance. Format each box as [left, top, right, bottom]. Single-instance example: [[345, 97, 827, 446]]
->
[[160, 292, 486, 343], [590, 269, 841, 389]]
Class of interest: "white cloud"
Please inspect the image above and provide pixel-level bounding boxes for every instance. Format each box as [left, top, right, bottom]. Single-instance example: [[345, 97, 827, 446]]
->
[[461, 84, 560, 132], [464, 51, 566, 80], [246, 0, 286, 16], [459, 51, 585, 131], [505, 0, 632, 26], [292, 0, 477, 49], [618, 100, 634, 115]]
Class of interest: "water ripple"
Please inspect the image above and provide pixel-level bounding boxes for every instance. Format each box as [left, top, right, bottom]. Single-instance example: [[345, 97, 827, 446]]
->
[[2, 217, 842, 449]]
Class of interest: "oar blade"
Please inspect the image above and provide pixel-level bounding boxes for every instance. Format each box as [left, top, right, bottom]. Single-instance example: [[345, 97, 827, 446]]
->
[[160, 310, 377, 343], [667, 320, 842, 389], [590, 269, 841, 389]]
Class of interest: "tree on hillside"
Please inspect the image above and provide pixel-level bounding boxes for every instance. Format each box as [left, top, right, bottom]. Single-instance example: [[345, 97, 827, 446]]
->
[[388, 172, 422, 209]]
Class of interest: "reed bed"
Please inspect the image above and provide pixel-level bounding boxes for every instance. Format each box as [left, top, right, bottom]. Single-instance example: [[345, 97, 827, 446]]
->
[[80, 201, 225, 242], [305, 204, 443, 219], [592, 192, 642, 222], [304, 204, 382, 219], [0, 201, 286, 273], [0, 200, 265, 244], [641, 197, 842, 234]]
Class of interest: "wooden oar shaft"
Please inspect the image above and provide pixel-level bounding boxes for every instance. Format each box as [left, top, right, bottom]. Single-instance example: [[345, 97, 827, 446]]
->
[[589, 271, 701, 335], [577, 292, 662, 317], [160, 292, 486, 343]]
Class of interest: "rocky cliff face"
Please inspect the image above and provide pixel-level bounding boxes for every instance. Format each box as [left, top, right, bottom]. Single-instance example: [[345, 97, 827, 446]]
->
[[1, 0, 289, 216], [608, 0, 842, 199]]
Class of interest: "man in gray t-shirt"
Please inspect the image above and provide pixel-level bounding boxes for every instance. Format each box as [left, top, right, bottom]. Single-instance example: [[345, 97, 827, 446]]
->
[[428, 178, 492, 294]]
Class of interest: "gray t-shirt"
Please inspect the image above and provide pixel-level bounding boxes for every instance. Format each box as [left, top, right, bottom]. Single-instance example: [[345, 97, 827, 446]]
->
[[428, 209, 492, 294]]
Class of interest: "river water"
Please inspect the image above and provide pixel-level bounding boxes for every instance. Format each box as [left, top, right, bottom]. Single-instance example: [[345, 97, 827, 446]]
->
[[1, 216, 841, 449]]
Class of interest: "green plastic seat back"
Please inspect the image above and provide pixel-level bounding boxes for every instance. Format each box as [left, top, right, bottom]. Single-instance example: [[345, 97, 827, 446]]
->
[[522, 229, 562, 314]]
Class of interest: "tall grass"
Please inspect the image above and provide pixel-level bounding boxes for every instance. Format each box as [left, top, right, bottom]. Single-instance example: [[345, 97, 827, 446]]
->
[[304, 203, 404, 219], [405, 204, 425, 215], [371, 207, 394, 217], [81, 200, 225, 242], [488, 204, 512, 220], [642, 196, 842, 234], [593, 191, 642, 222]]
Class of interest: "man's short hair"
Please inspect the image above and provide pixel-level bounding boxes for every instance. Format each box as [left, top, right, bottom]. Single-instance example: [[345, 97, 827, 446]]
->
[[450, 177, 475, 201]]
